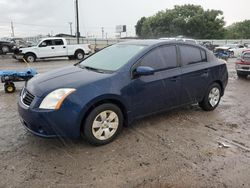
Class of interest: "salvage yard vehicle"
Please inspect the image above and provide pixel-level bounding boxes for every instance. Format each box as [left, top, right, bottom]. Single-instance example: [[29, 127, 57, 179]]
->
[[18, 40, 228, 145], [13, 37, 92, 62], [0, 40, 16, 54], [235, 51, 250, 78], [225, 44, 248, 58], [0, 68, 37, 93], [213, 47, 230, 61]]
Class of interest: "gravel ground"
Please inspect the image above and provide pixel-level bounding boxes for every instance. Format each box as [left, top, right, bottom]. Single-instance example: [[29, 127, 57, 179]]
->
[[0, 56, 250, 188]]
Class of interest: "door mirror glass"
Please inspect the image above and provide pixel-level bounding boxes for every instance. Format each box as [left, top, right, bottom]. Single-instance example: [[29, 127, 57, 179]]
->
[[134, 66, 155, 77]]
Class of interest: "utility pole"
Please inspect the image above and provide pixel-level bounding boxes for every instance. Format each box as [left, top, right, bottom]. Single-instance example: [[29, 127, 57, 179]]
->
[[11, 21, 14, 37], [101, 27, 104, 39], [68, 22, 73, 35], [75, 0, 80, 44]]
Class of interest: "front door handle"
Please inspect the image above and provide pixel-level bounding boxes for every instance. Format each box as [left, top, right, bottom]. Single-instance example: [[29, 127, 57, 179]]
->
[[51, 47, 55, 49], [63, 46, 66, 48]]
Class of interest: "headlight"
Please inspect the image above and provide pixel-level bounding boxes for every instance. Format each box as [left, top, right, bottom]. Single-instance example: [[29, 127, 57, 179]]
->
[[39, 88, 76, 110]]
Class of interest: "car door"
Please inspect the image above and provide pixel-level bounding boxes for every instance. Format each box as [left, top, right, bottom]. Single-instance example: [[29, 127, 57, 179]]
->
[[37, 39, 55, 58], [129, 45, 182, 118], [179, 45, 210, 105], [53, 39, 67, 56]]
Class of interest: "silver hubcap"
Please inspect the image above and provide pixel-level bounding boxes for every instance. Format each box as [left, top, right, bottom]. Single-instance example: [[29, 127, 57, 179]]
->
[[27, 56, 34, 62], [92, 110, 119, 140], [208, 87, 220, 107], [77, 53, 83, 59]]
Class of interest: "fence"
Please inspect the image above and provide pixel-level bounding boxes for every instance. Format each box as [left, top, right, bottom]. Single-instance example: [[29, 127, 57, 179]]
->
[[24, 36, 250, 49]]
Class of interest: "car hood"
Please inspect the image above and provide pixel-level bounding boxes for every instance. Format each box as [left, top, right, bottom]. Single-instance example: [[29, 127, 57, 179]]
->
[[26, 65, 111, 97], [20, 46, 37, 51]]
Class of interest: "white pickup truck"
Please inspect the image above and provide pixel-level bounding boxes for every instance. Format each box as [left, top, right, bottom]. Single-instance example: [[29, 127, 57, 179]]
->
[[13, 37, 92, 62]]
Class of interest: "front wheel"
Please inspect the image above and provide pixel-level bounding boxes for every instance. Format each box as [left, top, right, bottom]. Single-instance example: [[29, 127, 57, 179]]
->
[[83, 103, 123, 146], [24, 53, 36, 63], [199, 83, 222, 111], [4, 82, 16, 93]]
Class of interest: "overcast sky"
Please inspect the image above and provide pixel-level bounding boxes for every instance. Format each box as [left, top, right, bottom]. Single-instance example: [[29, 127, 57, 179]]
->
[[0, 0, 250, 38]]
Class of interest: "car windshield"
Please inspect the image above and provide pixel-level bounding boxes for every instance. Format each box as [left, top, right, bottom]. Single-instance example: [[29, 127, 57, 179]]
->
[[79, 44, 146, 71], [35, 39, 42, 46]]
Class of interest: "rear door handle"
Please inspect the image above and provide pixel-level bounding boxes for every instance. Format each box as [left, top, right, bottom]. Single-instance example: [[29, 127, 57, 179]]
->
[[63, 46, 66, 48], [51, 47, 55, 49]]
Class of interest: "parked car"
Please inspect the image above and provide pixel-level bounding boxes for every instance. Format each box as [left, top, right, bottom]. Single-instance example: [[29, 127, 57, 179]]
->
[[224, 44, 248, 57], [235, 51, 250, 78], [0, 40, 16, 54], [13, 37, 92, 62], [18, 40, 228, 145]]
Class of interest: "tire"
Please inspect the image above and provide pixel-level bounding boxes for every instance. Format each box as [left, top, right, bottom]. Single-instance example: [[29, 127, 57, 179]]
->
[[4, 82, 16, 93], [1, 46, 9, 54], [237, 72, 247, 79], [199, 83, 222, 111], [24, 53, 36, 63], [75, 50, 85, 60], [83, 103, 123, 146]]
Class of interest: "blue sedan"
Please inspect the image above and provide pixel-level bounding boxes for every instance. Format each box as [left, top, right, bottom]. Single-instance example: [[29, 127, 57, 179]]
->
[[18, 40, 228, 145]]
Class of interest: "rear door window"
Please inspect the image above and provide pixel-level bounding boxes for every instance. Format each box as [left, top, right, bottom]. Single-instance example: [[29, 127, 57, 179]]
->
[[179, 45, 207, 66], [54, 39, 64, 45], [140, 45, 178, 70]]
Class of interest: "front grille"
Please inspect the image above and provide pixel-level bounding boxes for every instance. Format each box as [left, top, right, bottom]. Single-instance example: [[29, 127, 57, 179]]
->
[[22, 88, 35, 107]]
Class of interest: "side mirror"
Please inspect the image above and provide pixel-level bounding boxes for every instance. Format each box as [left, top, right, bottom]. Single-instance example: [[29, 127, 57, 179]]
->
[[39, 42, 47, 47], [134, 66, 155, 77]]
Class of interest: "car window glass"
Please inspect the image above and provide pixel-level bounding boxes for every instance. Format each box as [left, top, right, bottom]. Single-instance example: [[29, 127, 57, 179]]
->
[[54, 39, 64, 45], [43, 40, 53, 46], [180, 45, 206, 65], [141, 46, 177, 70]]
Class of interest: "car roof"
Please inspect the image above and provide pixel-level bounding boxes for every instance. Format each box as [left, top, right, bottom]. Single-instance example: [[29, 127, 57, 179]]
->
[[118, 39, 201, 47], [41, 37, 65, 40]]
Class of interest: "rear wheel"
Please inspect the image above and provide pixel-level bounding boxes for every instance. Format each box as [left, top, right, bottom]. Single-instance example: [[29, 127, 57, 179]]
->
[[4, 82, 16, 93], [199, 83, 221, 111], [24, 53, 36, 63], [83, 103, 123, 145], [75, 50, 85, 60]]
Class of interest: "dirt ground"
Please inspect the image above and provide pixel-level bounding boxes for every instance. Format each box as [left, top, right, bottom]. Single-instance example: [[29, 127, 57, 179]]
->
[[0, 56, 250, 188]]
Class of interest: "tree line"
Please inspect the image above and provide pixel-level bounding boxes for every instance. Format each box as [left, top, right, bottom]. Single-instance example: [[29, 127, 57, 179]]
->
[[135, 4, 250, 39]]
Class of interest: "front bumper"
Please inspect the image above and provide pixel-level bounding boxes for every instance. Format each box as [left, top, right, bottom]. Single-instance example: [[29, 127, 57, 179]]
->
[[18, 95, 82, 139]]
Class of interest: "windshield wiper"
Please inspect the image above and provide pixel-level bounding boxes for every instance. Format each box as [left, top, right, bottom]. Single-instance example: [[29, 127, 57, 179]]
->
[[79, 65, 106, 73]]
